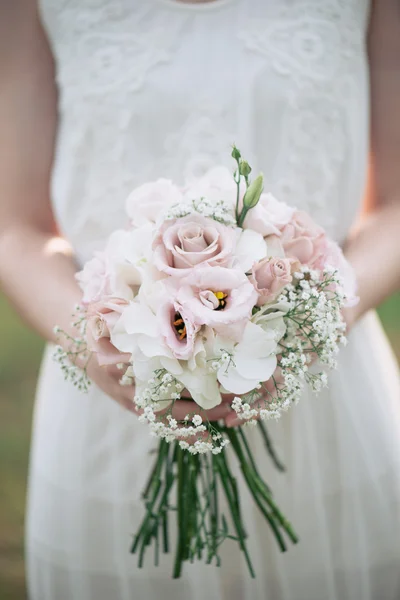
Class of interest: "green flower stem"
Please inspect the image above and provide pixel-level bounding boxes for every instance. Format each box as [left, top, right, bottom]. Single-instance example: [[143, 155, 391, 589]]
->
[[245, 466, 298, 545], [225, 428, 290, 551], [132, 478, 161, 556], [234, 160, 241, 222], [211, 456, 219, 560], [154, 520, 160, 567], [161, 447, 174, 554], [237, 207, 249, 228], [173, 445, 186, 578], [214, 453, 255, 578], [257, 421, 286, 473], [205, 454, 216, 564], [132, 421, 298, 578], [215, 447, 246, 540], [162, 510, 169, 554], [131, 440, 170, 555], [237, 428, 262, 475]]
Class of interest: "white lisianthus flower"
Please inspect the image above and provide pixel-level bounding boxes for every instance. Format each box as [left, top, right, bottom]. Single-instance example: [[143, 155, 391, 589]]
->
[[216, 322, 278, 394], [110, 302, 176, 365], [178, 365, 222, 410], [76, 225, 154, 304], [232, 229, 268, 272], [108, 225, 155, 296]]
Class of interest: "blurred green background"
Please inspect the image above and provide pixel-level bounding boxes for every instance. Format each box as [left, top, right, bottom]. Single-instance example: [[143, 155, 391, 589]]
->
[[0, 293, 399, 599]]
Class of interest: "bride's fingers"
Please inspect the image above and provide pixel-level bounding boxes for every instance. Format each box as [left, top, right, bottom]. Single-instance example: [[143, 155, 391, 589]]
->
[[224, 389, 275, 428], [117, 394, 138, 413], [220, 392, 236, 403], [106, 363, 129, 379], [170, 399, 234, 422]]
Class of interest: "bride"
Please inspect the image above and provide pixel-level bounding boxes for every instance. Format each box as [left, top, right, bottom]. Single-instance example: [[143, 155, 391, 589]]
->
[[1, 0, 399, 598]]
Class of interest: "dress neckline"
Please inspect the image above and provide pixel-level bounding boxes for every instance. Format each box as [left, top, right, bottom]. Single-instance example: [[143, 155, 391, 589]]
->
[[154, 0, 235, 12]]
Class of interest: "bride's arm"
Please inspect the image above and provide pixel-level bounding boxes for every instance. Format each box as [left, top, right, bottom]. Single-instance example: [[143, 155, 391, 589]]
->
[[0, 2, 81, 342], [0, 3, 233, 421], [344, 0, 400, 328]]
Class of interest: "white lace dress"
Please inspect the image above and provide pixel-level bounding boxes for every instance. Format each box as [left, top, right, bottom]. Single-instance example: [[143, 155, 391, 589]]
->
[[27, 1, 400, 598]]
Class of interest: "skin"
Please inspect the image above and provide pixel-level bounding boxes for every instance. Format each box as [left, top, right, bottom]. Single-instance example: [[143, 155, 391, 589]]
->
[[0, 1, 399, 426]]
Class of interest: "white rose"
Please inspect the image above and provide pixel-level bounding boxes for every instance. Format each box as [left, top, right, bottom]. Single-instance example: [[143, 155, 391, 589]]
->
[[183, 166, 242, 208], [126, 179, 183, 227]]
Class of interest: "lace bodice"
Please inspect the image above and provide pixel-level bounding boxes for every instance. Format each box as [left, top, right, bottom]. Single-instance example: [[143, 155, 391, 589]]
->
[[38, 0, 370, 263]]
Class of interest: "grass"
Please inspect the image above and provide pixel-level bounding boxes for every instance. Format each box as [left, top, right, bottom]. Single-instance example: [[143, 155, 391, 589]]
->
[[0, 292, 399, 599]]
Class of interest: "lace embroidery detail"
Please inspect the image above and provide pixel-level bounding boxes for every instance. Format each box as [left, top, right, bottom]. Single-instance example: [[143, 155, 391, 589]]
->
[[161, 96, 236, 183], [41, 3, 187, 103], [38, 0, 370, 259], [239, 0, 368, 234]]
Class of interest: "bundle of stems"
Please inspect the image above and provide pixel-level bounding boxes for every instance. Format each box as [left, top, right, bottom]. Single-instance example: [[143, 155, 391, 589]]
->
[[131, 421, 298, 578]]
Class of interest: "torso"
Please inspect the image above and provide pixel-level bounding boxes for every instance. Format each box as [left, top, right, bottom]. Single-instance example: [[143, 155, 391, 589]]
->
[[38, 0, 370, 263]]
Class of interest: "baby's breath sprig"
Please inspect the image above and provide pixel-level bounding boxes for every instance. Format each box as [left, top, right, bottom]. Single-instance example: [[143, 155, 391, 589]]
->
[[135, 368, 230, 455], [165, 197, 236, 226], [52, 305, 92, 392]]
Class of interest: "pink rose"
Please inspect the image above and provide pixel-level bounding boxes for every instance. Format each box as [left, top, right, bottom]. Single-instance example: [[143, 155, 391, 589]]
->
[[125, 179, 182, 227], [279, 211, 328, 268], [177, 267, 258, 341], [153, 214, 236, 277], [243, 193, 295, 237], [76, 252, 112, 305], [250, 257, 298, 306], [86, 298, 131, 366], [158, 301, 199, 361]]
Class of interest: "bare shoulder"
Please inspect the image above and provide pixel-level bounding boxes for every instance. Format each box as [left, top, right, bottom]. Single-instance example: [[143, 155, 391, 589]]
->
[[0, 0, 57, 231], [0, 0, 52, 70]]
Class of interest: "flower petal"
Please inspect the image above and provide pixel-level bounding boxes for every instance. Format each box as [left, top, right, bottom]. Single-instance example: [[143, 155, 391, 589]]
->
[[233, 229, 268, 272]]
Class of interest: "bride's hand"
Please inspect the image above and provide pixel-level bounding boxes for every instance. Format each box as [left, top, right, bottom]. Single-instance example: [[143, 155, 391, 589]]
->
[[84, 355, 235, 422], [84, 358, 137, 413]]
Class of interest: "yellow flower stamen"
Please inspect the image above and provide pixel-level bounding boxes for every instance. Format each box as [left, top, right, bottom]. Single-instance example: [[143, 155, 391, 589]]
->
[[173, 312, 187, 340], [213, 291, 228, 311], [214, 291, 227, 300]]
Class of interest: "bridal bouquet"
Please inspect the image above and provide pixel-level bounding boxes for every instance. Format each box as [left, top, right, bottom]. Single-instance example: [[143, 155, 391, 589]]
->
[[55, 147, 356, 578]]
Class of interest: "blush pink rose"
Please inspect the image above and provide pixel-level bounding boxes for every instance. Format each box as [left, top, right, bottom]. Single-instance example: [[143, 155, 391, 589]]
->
[[153, 214, 236, 277], [76, 252, 113, 305], [243, 193, 295, 237], [158, 301, 199, 361], [279, 211, 328, 268], [86, 298, 131, 366], [250, 257, 299, 306], [177, 267, 258, 341]]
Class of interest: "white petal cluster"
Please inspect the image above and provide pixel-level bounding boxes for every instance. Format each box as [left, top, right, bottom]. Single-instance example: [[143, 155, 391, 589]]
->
[[55, 164, 351, 455]]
